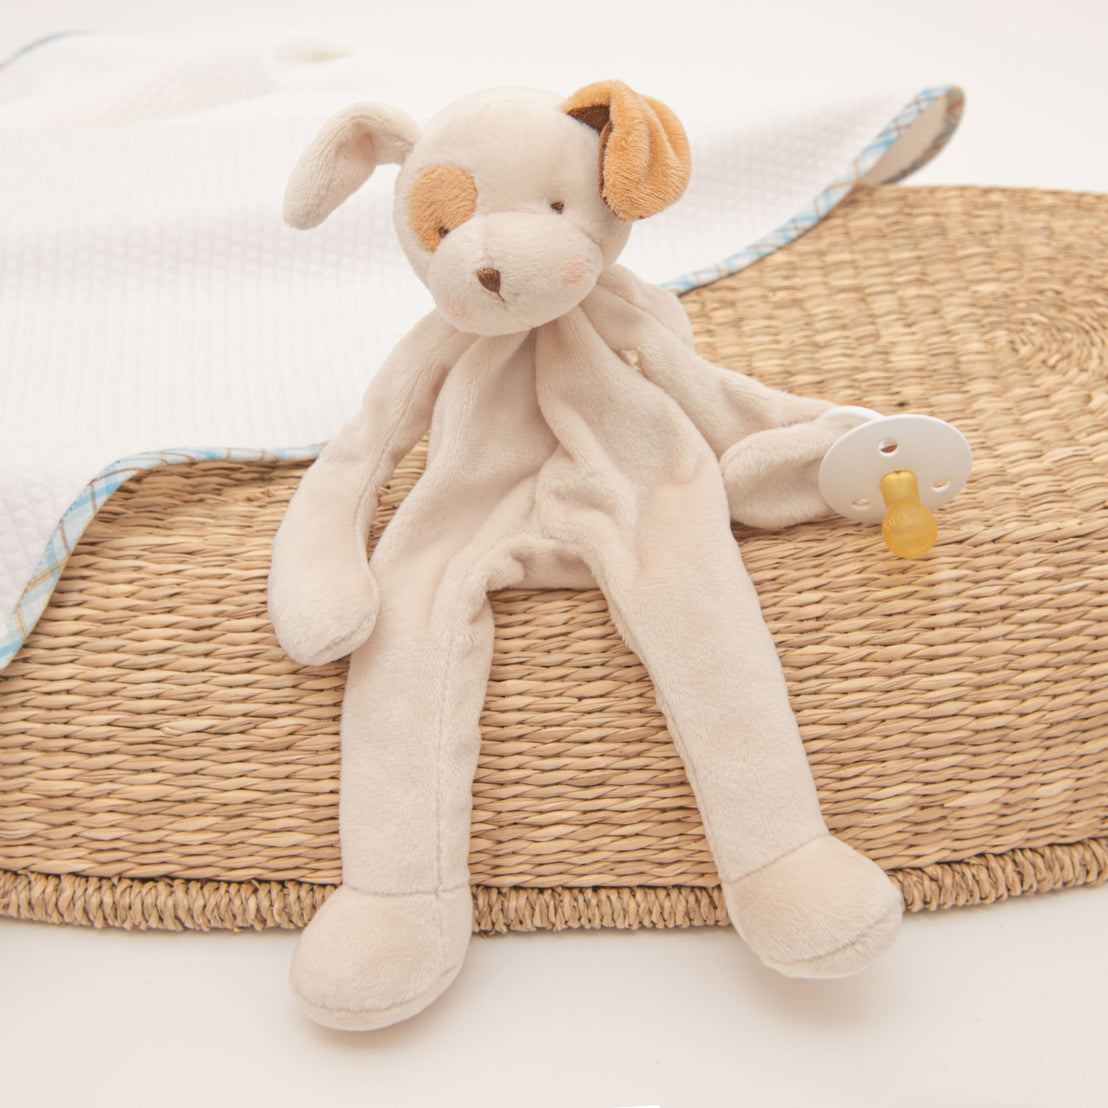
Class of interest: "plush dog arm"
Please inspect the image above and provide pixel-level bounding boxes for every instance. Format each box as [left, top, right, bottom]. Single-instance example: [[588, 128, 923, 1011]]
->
[[671, 350, 868, 529], [594, 268, 830, 441], [588, 270, 849, 526], [720, 418, 845, 529], [662, 352, 848, 528], [268, 312, 465, 665]]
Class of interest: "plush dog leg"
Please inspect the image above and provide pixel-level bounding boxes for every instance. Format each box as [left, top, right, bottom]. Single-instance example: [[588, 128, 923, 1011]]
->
[[289, 548, 498, 1028], [721, 835, 902, 979], [290, 885, 473, 1030], [577, 471, 902, 979], [289, 637, 484, 1026], [289, 427, 553, 1029]]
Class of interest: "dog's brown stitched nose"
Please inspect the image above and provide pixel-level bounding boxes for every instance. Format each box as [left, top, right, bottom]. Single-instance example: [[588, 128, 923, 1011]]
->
[[476, 267, 501, 294]]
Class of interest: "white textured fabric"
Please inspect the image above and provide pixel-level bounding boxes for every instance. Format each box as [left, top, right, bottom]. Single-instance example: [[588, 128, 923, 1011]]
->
[[0, 34, 955, 635]]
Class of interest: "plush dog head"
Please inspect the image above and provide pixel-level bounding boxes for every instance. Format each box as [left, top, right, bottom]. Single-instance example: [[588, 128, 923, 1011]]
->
[[285, 81, 691, 336]]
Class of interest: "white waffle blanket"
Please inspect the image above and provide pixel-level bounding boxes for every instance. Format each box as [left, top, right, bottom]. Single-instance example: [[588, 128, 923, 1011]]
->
[[0, 33, 963, 666]]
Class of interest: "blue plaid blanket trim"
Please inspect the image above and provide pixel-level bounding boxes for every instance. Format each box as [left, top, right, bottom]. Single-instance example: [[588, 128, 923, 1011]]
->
[[0, 446, 322, 670], [661, 86, 964, 293]]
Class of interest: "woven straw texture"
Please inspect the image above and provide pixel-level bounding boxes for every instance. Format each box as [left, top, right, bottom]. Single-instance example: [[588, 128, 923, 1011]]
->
[[3, 185, 1108, 934]]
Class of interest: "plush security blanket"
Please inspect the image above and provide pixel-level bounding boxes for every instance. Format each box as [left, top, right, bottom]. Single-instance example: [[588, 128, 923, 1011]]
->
[[0, 33, 962, 667]]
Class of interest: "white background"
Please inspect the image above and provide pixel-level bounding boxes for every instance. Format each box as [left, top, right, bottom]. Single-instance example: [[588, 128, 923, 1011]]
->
[[2, 2, 1107, 1106]]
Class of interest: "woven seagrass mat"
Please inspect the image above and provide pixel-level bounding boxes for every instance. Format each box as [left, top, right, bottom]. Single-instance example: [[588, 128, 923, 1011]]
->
[[3, 184, 1108, 934]]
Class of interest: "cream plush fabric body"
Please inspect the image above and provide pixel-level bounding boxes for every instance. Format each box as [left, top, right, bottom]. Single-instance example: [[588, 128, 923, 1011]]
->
[[270, 84, 902, 1031]]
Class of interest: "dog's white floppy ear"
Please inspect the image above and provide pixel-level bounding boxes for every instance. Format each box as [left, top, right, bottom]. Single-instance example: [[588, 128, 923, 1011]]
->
[[284, 103, 421, 229], [561, 80, 691, 221]]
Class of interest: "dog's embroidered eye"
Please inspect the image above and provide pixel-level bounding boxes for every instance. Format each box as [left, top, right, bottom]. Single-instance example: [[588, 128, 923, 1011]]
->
[[550, 201, 565, 213], [409, 165, 478, 252]]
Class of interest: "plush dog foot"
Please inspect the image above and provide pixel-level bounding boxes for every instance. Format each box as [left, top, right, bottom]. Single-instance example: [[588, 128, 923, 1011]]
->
[[290, 885, 472, 1030], [723, 835, 903, 979]]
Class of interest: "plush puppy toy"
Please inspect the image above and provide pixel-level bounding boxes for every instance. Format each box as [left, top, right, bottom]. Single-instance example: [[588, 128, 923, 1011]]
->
[[271, 81, 903, 1031]]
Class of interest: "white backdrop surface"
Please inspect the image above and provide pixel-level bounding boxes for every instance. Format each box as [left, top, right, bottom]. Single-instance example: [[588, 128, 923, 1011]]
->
[[2, 3, 1107, 1107]]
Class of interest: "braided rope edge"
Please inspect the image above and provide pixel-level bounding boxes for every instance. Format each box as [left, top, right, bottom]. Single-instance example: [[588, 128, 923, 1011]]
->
[[2, 839, 1104, 934]]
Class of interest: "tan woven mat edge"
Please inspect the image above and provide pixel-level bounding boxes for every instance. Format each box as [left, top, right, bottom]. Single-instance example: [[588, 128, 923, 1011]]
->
[[3, 836, 1107, 932]]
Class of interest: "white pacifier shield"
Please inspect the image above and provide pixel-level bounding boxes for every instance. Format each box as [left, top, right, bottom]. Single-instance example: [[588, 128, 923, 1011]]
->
[[818, 414, 972, 525]]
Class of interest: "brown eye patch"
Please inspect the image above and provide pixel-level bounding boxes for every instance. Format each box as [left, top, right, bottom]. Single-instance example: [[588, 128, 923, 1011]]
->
[[408, 164, 478, 252]]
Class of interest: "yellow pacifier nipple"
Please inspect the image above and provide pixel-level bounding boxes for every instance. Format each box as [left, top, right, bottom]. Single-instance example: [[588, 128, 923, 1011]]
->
[[817, 412, 972, 560], [879, 470, 937, 558]]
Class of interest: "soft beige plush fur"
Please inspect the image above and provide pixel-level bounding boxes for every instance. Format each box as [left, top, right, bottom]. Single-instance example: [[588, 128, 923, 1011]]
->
[[271, 82, 902, 1031]]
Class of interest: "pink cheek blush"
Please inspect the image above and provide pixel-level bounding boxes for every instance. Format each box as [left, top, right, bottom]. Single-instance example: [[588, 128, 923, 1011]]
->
[[562, 260, 589, 288], [444, 299, 468, 324]]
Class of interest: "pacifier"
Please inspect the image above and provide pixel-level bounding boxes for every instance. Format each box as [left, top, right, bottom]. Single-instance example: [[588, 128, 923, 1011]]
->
[[818, 407, 972, 559]]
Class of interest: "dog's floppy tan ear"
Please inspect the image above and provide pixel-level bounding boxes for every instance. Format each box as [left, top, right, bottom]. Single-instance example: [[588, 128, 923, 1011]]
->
[[562, 80, 691, 221], [284, 103, 421, 229]]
